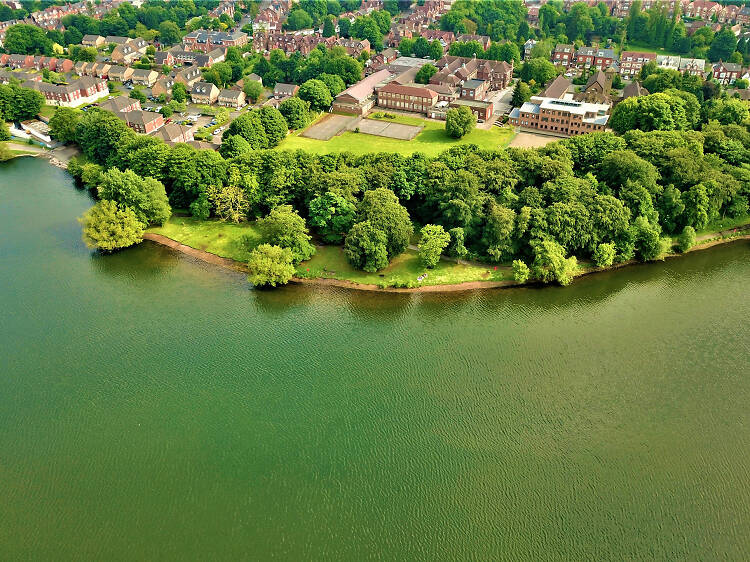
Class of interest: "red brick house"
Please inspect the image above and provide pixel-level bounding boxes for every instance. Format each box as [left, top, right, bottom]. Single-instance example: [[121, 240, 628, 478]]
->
[[619, 51, 657, 76], [122, 110, 164, 134]]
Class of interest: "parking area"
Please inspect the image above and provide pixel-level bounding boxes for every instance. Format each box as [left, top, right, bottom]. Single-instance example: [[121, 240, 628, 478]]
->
[[507, 131, 560, 148], [350, 118, 423, 140], [301, 114, 358, 140]]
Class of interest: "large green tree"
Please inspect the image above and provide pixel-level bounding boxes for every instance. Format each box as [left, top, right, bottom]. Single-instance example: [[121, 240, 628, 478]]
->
[[97, 168, 171, 227], [344, 220, 389, 272], [445, 106, 476, 138], [247, 244, 296, 287], [308, 191, 357, 243], [258, 205, 315, 263], [78, 200, 144, 252], [418, 224, 451, 268], [298, 79, 333, 111], [357, 188, 413, 258]]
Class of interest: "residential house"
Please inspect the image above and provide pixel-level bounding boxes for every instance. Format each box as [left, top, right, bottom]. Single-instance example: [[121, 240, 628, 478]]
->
[[168, 47, 226, 67], [173, 66, 202, 87], [130, 68, 159, 87], [456, 34, 491, 51], [737, 6, 750, 25], [111, 40, 146, 65], [273, 82, 299, 99], [683, 0, 722, 20], [335, 38, 370, 57], [122, 110, 164, 134], [191, 81, 220, 104], [508, 96, 610, 136], [253, 6, 283, 32], [523, 39, 537, 61], [552, 44, 575, 67], [9, 54, 32, 69], [619, 51, 657, 76], [367, 47, 398, 74], [245, 73, 263, 85], [93, 63, 112, 79], [82, 34, 105, 48], [575, 47, 615, 70], [656, 54, 681, 71], [679, 57, 706, 76], [712, 60, 741, 85], [99, 96, 141, 114], [73, 61, 90, 75], [420, 29, 455, 51], [151, 123, 194, 144], [154, 51, 174, 66], [108, 65, 134, 82], [0, 70, 41, 84], [217, 88, 245, 108], [151, 77, 175, 99], [53, 58, 74, 73], [105, 35, 131, 46], [332, 68, 392, 115], [432, 56, 514, 90], [621, 81, 649, 100], [26, 76, 108, 107]]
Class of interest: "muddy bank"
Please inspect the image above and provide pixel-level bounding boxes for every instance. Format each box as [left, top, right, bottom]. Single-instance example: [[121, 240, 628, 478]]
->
[[143, 230, 750, 293]]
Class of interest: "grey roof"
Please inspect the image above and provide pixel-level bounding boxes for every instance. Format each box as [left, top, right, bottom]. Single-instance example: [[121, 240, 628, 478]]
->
[[219, 88, 242, 99], [273, 82, 298, 95], [99, 96, 137, 112], [519, 101, 540, 114], [463, 78, 484, 89], [191, 81, 217, 94], [508, 107, 520, 118], [719, 61, 742, 71]]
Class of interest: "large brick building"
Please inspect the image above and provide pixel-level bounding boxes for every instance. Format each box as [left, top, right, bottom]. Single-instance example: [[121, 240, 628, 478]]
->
[[182, 30, 248, 53], [508, 96, 610, 137], [432, 56, 513, 90], [376, 82, 438, 113]]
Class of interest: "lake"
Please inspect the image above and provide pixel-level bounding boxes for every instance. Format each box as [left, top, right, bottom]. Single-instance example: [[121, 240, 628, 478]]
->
[[2, 157, 750, 560]]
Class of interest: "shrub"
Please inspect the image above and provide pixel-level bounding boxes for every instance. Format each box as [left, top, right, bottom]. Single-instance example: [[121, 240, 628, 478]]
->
[[593, 242, 616, 267], [512, 259, 530, 283], [677, 225, 696, 253]]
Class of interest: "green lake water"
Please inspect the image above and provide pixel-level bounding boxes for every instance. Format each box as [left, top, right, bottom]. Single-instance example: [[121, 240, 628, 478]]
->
[[2, 157, 750, 560]]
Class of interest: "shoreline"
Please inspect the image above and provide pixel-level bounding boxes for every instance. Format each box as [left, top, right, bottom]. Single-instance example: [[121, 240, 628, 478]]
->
[[12, 154, 747, 293], [143, 230, 750, 293]]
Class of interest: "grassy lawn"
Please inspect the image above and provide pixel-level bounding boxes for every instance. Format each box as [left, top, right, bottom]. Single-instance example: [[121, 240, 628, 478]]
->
[[298, 245, 507, 287], [621, 42, 682, 57], [148, 216, 509, 287], [39, 104, 57, 118], [148, 216, 263, 263], [695, 214, 750, 238], [276, 113, 516, 156]]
